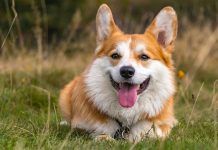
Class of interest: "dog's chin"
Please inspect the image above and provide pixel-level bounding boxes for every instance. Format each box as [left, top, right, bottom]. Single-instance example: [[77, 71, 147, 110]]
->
[[109, 75, 151, 95]]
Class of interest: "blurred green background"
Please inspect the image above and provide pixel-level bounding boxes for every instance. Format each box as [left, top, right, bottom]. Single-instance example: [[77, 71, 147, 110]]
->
[[0, 0, 217, 51]]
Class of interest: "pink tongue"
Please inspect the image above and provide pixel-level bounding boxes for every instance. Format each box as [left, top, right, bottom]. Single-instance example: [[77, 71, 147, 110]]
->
[[118, 84, 138, 108]]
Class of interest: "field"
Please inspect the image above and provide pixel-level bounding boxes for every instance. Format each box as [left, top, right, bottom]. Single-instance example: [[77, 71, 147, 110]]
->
[[0, 24, 217, 149], [0, 0, 218, 149]]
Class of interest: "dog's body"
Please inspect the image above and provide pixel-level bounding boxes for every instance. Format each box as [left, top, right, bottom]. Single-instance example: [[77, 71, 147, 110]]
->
[[59, 4, 178, 143]]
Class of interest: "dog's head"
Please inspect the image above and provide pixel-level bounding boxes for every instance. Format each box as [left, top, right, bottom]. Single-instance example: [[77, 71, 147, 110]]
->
[[86, 4, 177, 109]]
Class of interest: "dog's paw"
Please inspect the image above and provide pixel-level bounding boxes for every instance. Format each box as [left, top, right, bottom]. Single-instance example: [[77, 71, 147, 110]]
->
[[126, 121, 154, 143], [127, 128, 150, 143], [127, 132, 143, 143], [94, 134, 114, 141]]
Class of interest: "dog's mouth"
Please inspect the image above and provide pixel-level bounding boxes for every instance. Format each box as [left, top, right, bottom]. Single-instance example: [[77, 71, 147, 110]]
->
[[110, 75, 151, 108]]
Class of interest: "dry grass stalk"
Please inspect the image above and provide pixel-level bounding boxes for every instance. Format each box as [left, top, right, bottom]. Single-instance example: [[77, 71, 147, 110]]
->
[[0, 0, 17, 54], [32, 1, 43, 75]]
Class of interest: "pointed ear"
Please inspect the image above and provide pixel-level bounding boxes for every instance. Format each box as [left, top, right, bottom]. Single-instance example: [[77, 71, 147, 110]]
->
[[96, 4, 121, 48], [146, 7, 178, 50]]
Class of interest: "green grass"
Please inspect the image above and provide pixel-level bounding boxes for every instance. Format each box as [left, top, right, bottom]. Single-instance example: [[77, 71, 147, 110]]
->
[[0, 66, 217, 149]]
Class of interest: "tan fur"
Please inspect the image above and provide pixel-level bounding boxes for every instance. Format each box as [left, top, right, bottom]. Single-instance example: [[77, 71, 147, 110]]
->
[[59, 76, 109, 127]]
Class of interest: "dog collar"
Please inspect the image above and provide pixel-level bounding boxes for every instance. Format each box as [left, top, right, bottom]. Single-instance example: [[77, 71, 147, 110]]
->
[[114, 119, 130, 140]]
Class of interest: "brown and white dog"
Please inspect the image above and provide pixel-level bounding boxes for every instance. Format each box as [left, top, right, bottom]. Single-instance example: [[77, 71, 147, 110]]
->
[[59, 4, 178, 143]]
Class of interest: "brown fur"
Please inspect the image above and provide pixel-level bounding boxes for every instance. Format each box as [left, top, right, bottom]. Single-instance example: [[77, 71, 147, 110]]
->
[[59, 76, 110, 127]]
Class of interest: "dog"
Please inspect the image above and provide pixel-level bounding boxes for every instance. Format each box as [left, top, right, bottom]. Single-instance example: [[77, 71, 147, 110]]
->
[[59, 4, 178, 143]]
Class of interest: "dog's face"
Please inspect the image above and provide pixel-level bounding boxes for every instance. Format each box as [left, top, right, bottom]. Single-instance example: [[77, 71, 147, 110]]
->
[[86, 4, 177, 110]]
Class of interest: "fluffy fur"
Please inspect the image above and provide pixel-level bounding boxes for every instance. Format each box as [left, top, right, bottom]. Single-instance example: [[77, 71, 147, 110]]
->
[[59, 4, 178, 143]]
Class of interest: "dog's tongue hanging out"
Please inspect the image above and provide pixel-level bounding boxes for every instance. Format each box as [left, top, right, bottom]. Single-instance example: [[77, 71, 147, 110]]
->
[[118, 83, 138, 108]]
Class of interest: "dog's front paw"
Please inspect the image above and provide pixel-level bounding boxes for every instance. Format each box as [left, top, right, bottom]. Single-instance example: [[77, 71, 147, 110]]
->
[[127, 121, 154, 143], [127, 127, 152, 143], [127, 132, 143, 143]]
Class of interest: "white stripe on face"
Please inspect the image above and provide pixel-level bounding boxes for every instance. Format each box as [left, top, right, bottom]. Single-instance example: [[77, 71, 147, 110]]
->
[[116, 38, 131, 66], [116, 41, 147, 67], [135, 43, 146, 53]]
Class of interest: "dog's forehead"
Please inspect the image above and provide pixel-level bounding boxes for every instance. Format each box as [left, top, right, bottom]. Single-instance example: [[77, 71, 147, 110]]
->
[[116, 35, 147, 53], [97, 33, 159, 57]]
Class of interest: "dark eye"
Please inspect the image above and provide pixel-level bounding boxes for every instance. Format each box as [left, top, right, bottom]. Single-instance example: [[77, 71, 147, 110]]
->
[[111, 53, 121, 59], [140, 54, 150, 61]]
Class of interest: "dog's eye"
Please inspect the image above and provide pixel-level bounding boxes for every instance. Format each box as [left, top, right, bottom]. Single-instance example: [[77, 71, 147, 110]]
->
[[111, 53, 121, 59], [140, 54, 150, 61]]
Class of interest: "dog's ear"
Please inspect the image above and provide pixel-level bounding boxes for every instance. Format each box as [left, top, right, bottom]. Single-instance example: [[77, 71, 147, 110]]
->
[[96, 4, 121, 48], [146, 7, 178, 51]]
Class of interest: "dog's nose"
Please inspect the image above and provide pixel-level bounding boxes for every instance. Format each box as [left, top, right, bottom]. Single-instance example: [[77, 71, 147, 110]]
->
[[120, 66, 135, 79]]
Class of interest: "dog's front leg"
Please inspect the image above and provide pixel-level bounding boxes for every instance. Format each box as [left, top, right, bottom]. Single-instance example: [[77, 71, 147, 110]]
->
[[127, 120, 153, 143]]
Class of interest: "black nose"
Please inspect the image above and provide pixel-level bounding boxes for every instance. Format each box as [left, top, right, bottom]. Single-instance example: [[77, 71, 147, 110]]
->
[[120, 66, 135, 79]]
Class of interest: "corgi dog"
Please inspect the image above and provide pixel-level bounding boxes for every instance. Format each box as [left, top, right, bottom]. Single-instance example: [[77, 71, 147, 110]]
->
[[59, 4, 178, 143]]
